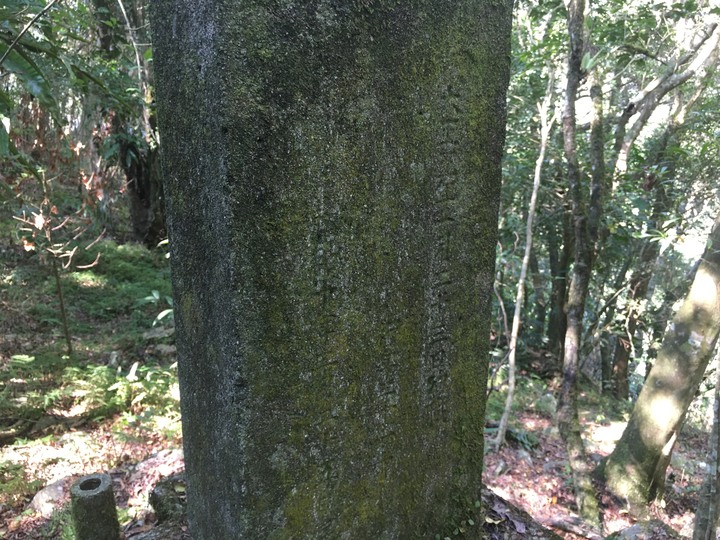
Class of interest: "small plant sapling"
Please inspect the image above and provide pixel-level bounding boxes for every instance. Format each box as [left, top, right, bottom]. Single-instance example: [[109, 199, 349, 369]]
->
[[14, 171, 104, 355]]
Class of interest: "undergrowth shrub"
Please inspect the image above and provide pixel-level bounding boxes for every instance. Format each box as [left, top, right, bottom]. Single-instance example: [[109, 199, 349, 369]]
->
[[0, 461, 42, 505], [63, 361, 179, 420]]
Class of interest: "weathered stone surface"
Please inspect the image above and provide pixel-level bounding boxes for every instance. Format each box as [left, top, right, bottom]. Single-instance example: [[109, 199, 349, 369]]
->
[[70, 473, 120, 540], [604, 519, 681, 539], [151, 1, 512, 537], [149, 473, 186, 523], [29, 478, 67, 518]]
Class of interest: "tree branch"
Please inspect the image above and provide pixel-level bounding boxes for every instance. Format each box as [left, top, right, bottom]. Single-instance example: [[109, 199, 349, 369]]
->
[[611, 21, 720, 176], [0, 0, 62, 69]]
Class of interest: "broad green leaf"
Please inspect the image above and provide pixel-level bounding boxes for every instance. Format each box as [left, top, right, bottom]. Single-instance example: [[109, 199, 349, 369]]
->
[[0, 115, 9, 157], [0, 41, 58, 115], [6, 34, 58, 58]]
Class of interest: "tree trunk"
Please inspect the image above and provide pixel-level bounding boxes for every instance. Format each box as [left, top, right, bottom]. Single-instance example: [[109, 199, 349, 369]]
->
[[586, 254, 633, 394], [547, 202, 572, 356], [494, 71, 555, 450], [92, 0, 122, 59], [612, 236, 659, 400], [150, 2, 513, 538], [93, 0, 164, 247], [693, 350, 720, 540], [603, 11, 719, 402], [529, 250, 547, 341], [557, 0, 603, 528], [601, 211, 720, 513], [116, 127, 166, 247], [612, 123, 677, 399]]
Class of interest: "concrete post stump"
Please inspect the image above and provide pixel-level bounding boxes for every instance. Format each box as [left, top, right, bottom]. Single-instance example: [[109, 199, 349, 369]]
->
[[70, 473, 120, 540]]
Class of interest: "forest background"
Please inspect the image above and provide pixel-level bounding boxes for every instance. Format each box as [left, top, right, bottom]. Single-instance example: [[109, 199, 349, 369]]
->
[[0, 0, 719, 538]]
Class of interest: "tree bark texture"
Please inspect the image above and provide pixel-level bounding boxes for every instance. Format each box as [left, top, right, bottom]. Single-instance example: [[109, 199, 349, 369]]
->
[[693, 350, 720, 540], [558, 0, 586, 412], [557, 0, 602, 529], [529, 250, 547, 339], [603, 211, 720, 512], [547, 202, 572, 355], [151, 2, 513, 538]]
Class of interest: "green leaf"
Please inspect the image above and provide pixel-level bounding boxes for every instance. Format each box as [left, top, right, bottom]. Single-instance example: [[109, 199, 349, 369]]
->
[[153, 309, 174, 326], [69, 63, 109, 92], [0, 41, 58, 115], [0, 115, 9, 157], [0, 89, 12, 115], [581, 49, 603, 71], [4, 33, 59, 58]]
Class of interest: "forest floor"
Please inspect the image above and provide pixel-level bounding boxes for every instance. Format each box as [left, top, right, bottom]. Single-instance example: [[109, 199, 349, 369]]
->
[[0, 366, 711, 539], [0, 387, 709, 539], [0, 225, 712, 538], [0, 223, 184, 538], [483, 398, 708, 539]]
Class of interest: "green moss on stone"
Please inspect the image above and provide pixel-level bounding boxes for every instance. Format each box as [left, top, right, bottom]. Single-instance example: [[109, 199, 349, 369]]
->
[[152, 0, 512, 537]]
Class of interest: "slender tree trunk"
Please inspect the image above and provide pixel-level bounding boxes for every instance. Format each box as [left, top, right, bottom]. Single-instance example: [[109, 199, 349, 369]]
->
[[529, 251, 546, 340], [602, 211, 720, 513], [693, 349, 720, 540], [151, 2, 513, 537], [557, 0, 603, 528], [547, 203, 572, 356], [92, 0, 122, 58], [116, 127, 165, 246], [612, 236, 660, 399], [609, 22, 719, 179], [586, 254, 633, 393], [51, 251, 72, 355], [602, 21, 719, 402], [494, 71, 555, 450], [611, 83, 709, 398]]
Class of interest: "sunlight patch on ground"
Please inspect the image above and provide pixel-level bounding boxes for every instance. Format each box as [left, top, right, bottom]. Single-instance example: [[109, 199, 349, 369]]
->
[[68, 271, 107, 288], [488, 485, 513, 502], [514, 486, 552, 509], [0, 421, 180, 497], [489, 472, 562, 505], [49, 401, 91, 418], [1, 435, 90, 484], [519, 416, 551, 432], [586, 421, 627, 455]]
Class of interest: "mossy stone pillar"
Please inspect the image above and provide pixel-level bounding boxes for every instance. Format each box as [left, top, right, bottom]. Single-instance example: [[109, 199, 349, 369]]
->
[[151, 1, 513, 537], [70, 473, 120, 540]]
